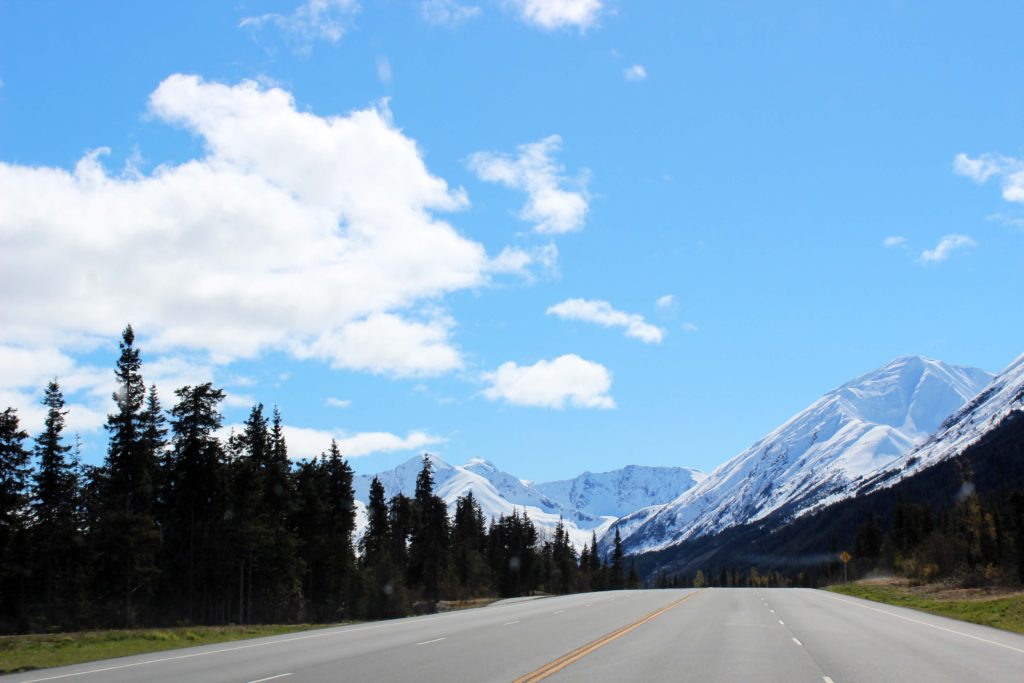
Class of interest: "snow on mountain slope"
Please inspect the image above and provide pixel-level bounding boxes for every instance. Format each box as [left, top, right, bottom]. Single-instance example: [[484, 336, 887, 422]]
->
[[618, 356, 993, 554], [535, 466, 706, 519], [352, 456, 704, 549], [855, 352, 1024, 494], [353, 454, 607, 548]]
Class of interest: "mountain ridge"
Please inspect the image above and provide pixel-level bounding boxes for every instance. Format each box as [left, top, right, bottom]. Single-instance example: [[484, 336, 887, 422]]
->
[[616, 355, 993, 554]]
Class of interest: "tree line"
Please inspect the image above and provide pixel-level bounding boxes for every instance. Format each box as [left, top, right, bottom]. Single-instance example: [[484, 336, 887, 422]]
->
[[0, 326, 638, 634]]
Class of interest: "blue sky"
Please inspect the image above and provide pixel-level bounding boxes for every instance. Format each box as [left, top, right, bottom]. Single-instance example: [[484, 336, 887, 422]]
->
[[1, 1, 1022, 481]]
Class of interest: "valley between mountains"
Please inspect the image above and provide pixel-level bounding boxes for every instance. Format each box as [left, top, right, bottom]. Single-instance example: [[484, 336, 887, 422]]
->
[[351, 353, 1024, 567]]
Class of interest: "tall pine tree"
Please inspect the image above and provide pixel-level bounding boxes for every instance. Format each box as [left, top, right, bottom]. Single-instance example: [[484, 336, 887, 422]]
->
[[95, 326, 161, 626], [0, 408, 31, 629], [29, 381, 82, 626]]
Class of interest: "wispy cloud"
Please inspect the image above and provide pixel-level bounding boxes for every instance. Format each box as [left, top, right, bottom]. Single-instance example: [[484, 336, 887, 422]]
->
[[624, 64, 647, 81], [326, 397, 352, 409], [468, 135, 589, 234], [547, 298, 664, 344], [883, 235, 907, 248], [487, 243, 559, 280], [240, 0, 359, 53], [420, 0, 480, 27], [483, 354, 614, 409], [655, 294, 675, 310], [919, 234, 976, 263], [376, 56, 393, 85]]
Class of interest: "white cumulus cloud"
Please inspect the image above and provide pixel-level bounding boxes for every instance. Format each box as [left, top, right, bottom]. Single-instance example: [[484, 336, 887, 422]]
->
[[469, 135, 589, 234], [919, 234, 976, 263], [0, 74, 499, 378], [278, 425, 445, 459], [293, 313, 463, 378], [508, 0, 602, 31], [655, 294, 675, 309], [547, 298, 664, 344], [954, 152, 1024, 204], [883, 236, 907, 248], [483, 354, 614, 409]]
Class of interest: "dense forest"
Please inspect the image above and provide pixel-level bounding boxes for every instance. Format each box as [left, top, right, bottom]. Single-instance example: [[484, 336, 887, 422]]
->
[[634, 410, 1024, 590], [0, 326, 638, 635]]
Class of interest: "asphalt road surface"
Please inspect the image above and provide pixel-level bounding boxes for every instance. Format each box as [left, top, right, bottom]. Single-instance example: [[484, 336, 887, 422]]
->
[[5, 588, 1023, 682]]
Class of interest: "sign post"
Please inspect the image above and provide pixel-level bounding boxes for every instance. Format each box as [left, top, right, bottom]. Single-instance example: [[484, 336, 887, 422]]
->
[[839, 550, 852, 584]]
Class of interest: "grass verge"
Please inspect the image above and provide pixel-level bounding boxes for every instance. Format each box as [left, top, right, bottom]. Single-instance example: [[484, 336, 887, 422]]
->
[[0, 623, 338, 674], [826, 582, 1024, 635]]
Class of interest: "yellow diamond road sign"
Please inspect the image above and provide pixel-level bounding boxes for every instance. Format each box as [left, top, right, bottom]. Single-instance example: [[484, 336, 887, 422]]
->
[[839, 551, 852, 564]]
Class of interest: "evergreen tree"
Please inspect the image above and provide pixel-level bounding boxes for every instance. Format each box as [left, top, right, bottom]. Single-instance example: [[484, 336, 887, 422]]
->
[[237, 404, 301, 622], [451, 491, 488, 596], [408, 456, 450, 601], [293, 455, 330, 620], [548, 517, 577, 594], [162, 383, 227, 623], [360, 477, 404, 617], [610, 527, 625, 589], [94, 326, 161, 626], [29, 381, 82, 626], [0, 408, 31, 628], [628, 561, 641, 589], [323, 440, 357, 616]]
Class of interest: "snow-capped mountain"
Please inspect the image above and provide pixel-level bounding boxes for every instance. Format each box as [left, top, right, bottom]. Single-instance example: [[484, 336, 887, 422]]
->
[[352, 455, 704, 549], [618, 356, 993, 554], [535, 466, 706, 519], [855, 352, 1024, 495]]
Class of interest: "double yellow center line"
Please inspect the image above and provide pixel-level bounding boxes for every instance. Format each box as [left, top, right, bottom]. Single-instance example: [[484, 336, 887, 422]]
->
[[514, 590, 702, 682]]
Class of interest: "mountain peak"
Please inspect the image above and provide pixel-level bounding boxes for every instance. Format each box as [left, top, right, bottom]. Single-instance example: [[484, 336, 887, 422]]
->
[[617, 355, 994, 554]]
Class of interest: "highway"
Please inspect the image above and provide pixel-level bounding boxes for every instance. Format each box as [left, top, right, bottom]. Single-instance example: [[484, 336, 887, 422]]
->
[[4, 588, 1023, 682]]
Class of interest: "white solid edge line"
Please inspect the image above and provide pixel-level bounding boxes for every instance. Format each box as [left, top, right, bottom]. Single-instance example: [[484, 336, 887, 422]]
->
[[820, 591, 1024, 655], [18, 593, 597, 683], [792, 638, 802, 646], [248, 675, 293, 683], [19, 591, 656, 682], [503, 621, 520, 626]]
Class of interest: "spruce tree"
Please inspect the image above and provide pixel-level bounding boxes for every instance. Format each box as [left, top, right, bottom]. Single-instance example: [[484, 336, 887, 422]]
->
[[30, 380, 82, 625], [323, 440, 357, 615], [163, 383, 227, 623], [451, 491, 488, 595], [360, 477, 404, 617], [239, 404, 300, 622], [0, 408, 30, 550], [0, 408, 31, 627], [408, 456, 449, 601], [95, 326, 161, 626], [610, 527, 625, 589]]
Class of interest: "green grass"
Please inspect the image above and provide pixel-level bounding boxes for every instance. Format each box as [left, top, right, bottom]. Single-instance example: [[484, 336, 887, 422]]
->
[[0, 623, 339, 674], [826, 583, 1024, 635]]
